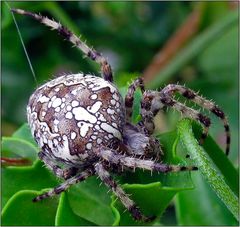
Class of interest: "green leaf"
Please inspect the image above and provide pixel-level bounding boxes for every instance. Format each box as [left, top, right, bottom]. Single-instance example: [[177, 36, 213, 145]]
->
[[2, 137, 38, 161], [1, 190, 59, 226], [112, 182, 183, 226], [176, 173, 238, 225], [177, 119, 238, 221], [67, 177, 116, 225], [2, 161, 58, 208], [12, 123, 37, 146], [55, 192, 96, 226], [1, 123, 38, 161]]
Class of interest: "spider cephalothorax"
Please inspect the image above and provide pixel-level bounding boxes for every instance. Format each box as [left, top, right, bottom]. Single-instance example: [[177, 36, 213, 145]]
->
[[12, 8, 231, 222]]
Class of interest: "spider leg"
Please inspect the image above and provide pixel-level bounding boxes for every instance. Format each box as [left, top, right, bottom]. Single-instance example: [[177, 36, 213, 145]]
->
[[38, 151, 78, 180], [32, 168, 94, 202], [161, 84, 230, 155], [165, 98, 211, 146], [96, 148, 198, 173], [140, 91, 212, 148], [125, 77, 145, 121], [138, 91, 157, 135], [94, 162, 155, 222], [11, 8, 113, 82]]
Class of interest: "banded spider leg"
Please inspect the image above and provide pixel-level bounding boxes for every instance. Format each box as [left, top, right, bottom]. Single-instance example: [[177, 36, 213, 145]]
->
[[33, 168, 94, 202], [95, 147, 197, 222], [140, 85, 230, 155], [11, 8, 113, 82]]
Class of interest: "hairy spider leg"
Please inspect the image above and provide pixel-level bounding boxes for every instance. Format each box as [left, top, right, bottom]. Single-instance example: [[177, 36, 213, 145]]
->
[[140, 91, 212, 147], [94, 162, 155, 222], [161, 84, 230, 155], [38, 151, 78, 180], [138, 91, 156, 135], [125, 77, 145, 122], [11, 8, 113, 82], [97, 148, 198, 173], [32, 168, 94, 202]]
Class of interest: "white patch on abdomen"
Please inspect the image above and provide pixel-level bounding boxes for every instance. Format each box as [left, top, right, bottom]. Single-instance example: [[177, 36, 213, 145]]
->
[[38, 95, 50, 103], [100, 122, 121, 139], [77, 121, 93, 137], [88, 101, 102, 114], [91, 78, 118, 93], [51, 135, 79, 162], [72, 107, 97, 123], [90, 94, 97, 100], [52, 98, 62, 108]]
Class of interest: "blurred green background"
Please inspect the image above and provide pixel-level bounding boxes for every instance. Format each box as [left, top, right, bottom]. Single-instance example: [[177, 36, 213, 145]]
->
[[2, 1, 238, 165], [1, 1, 239, 225]]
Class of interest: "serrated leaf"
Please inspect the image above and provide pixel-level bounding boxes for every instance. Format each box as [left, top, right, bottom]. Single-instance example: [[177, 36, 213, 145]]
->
[[1, 190, 59, 226]]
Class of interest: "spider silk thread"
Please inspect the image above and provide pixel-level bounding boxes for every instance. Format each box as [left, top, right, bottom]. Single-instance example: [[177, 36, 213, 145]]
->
[[5, 1, 38, 86]]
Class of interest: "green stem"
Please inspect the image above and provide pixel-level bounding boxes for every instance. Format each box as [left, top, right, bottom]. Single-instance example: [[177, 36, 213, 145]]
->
[[177, 119, 238, 220]]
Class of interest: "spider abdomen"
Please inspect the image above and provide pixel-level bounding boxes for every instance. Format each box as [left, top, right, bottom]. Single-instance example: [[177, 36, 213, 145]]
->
[[27, 74, 125, 163]]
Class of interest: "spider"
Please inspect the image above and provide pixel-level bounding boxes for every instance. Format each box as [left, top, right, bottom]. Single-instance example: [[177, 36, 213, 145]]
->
[[12, 8, 230, 222]]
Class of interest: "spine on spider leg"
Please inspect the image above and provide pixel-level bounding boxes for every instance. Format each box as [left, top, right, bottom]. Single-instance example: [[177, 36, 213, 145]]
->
[[196, 112, 211, 146], [153, 163, 198, 173], [159, 94, 212, 151], [10, 9, 86, 51], [98, 149, 198, 173], [95, 163, 155, 222], [210, 106, 231, 156], [32, 169, 94, 202], [162, 84, 231, 155], [11, 8, 113, 82], [180, 86, 231, 155]]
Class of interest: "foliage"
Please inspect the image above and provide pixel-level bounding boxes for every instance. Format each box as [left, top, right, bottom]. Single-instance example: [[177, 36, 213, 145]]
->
[[178, 119, 238, 220], [1, 121, 238, 225], [1, 1, 239, 226]]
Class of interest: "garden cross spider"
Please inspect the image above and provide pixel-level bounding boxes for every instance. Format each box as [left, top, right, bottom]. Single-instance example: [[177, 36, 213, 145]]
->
[[12, 8, 230, 222]]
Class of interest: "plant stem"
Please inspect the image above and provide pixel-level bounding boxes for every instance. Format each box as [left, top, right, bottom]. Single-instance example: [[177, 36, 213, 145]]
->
[[178, 119, 238, 220]]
